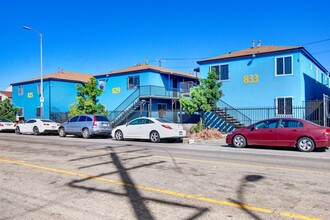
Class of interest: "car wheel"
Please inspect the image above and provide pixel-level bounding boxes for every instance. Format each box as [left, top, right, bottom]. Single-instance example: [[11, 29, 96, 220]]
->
[[15, 126, 21, 135], [297, 137, 315, 152], [115, 130, 124, 141], [150, 130, 160, 143], [33, 126, 40, 135], [82, 128, 90, 139], [59, 127, 66, 137], [233, 135, 247, 148]]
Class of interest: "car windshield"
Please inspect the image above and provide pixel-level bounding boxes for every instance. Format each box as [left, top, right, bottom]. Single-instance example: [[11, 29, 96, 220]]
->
[[41, 120, 55, 123], [156, 118, 173, 123], [0, 119, 12, 122], [95, 116, 110, 121]]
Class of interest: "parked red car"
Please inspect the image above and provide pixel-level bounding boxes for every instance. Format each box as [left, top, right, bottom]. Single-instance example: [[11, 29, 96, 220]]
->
[[226, 118, 330, 152]]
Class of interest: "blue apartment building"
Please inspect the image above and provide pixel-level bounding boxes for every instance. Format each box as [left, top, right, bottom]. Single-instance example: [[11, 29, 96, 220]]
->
[[197, 44, 330, 130], [11, 65, 197, 124], [95, 63, 197, 126], [11, 70, 93, 120], [10, 44, 330, 130]]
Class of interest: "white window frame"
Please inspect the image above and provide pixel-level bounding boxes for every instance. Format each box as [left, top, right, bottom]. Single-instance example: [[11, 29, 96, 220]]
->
[[128, 75, 140, 89], [275, 55, 293, 76], [209, 64, 230, 81], [18, 85, 24, 96], [98, 80, 106, 91], [315, 68, 319, 81], [276, 96, 293, 116]]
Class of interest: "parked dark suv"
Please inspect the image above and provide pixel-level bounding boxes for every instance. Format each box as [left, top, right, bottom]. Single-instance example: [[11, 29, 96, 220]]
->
[[58, 114, 112, 138]]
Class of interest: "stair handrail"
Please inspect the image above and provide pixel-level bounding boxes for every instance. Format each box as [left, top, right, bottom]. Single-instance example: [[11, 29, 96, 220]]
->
[[216, 99, 252, 126], [109, 88, 140, 121]]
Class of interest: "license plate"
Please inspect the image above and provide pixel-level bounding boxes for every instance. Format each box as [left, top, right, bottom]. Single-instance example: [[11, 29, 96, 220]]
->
[[51, 126, 56, 129], [179, 131, 183, 135]]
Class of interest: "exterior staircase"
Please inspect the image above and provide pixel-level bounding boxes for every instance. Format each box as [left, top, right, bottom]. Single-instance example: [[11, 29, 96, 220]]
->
[[204, 100, 252, 132]]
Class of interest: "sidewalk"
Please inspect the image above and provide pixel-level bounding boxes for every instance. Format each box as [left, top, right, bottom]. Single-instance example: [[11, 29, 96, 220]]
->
[[182, 137, 227, 146]]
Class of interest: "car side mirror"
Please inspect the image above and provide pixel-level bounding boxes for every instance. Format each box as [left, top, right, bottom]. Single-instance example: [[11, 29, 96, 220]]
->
[[126, 123, 128, 127], [250, 126, 255, 131]]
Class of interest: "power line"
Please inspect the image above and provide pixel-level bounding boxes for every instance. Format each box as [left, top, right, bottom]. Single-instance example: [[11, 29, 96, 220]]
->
[[313, 50, 330, 55], [302, 38, 330, 46]]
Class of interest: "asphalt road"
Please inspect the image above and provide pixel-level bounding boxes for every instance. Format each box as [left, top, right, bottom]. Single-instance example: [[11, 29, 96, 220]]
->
[[0, 133, 329, 220]]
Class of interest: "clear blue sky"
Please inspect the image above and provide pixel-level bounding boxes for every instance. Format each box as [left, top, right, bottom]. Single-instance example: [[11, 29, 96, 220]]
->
[[1, 0, 330, 90]]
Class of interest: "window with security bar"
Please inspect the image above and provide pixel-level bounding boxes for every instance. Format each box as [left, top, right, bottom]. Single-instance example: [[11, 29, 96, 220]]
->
[[276, 97, 293, 115]]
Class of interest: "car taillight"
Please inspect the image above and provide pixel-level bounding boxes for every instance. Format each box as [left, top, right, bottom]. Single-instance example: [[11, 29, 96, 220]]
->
[[0, 124, 3, 127], [161, 124, 173, 129], [57, 123, 60, 126], [43, 123, 49, 126], [325, 129, 330, 134], [93, 116, 97, 126]]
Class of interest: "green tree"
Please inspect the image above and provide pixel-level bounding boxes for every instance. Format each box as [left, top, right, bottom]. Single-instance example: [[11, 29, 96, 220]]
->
[[0, 99, 19, 121], [180, 68, 223, 130], [69, 77, 107, 116]]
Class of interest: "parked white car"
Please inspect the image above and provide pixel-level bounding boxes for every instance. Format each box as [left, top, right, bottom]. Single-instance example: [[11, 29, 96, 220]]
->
[[0, 119, 16, 132], [15, 119, 60, 135], [112, 117, 186, 142]]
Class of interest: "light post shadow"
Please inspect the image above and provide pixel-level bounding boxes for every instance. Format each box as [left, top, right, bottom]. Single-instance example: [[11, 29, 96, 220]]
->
[[67, 145, 209, 220], [229, 175, 265, 220]]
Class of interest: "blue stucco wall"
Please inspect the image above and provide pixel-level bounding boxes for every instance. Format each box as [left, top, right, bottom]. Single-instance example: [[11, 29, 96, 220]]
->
[[199, 51, 330, 108], [12, 80, 82, 120], [12, 81, 42, 119]]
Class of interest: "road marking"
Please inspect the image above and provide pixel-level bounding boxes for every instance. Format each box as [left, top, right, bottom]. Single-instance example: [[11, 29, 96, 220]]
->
[[0, 157, 321, 220], [90, 149, 330, 175]]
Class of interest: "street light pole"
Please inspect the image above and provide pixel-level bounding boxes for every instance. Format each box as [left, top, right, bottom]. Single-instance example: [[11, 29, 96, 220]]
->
[[23, 26, 44, 118]]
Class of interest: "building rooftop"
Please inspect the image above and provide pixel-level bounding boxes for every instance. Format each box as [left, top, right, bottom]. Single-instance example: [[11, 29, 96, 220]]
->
[[198, 45, 302, 63], [95, 64, 197, 79], [12, 70, 93, 85], [0, 91, 12, 98]]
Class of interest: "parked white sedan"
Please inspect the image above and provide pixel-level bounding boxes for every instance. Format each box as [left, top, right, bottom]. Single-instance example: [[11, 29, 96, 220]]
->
[[0, 119, 16, 132], [15, 119, 60, 135], [112, 117, 186, 142]]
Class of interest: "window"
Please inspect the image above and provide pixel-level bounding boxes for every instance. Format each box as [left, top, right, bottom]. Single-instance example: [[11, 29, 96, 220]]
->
[[36, 107, 42, 117], [26, 120, 36, 124], [276, 97, 293, 115], [210, 64, 229, 80], [255, 120, 278, 129], [315, 68, 318, 81], [158, 103, 167, 118], [280, 120, 303, 128], [18, 108, 24, 117], [276, 56, 292, 76], [140, 119, 154, 124], [78, 116, 87, 121], [37, 84, 41, 95], [98, 80, 106, 91], [128, 76, 140, 89], [129, 119, 140, 125], [18, 86, 23, 96], [69, 116, 79, 122], [95, 116, 110, 121]]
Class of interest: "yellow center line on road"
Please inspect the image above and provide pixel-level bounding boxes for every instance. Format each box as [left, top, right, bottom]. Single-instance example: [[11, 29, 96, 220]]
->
[[95, 150, 329, 175], [0, 157, 321, 220]]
